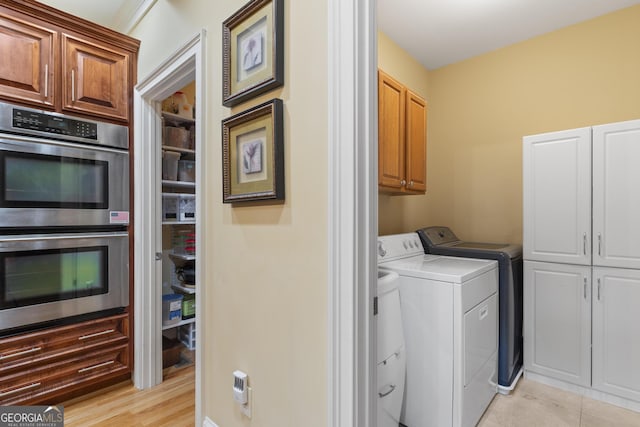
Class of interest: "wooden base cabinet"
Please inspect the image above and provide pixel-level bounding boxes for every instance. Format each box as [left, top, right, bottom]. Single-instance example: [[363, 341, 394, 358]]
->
[[378, 69, 427, 194], [0, 313, 130, 405]]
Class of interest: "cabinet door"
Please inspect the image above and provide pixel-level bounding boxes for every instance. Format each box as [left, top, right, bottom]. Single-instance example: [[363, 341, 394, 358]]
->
[[523, 261, 591, 387], [378, 70, 405, 191], [593, 120, 640, 269], [62, 34, 129, 122], [592, 267, 640, 401], [523, 128, 591, 265], [405, 90, 426, 193], [0, 12, 55, 107]]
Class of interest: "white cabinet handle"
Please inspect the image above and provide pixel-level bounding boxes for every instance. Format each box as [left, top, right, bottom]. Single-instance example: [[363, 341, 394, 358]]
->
[[0, 346, 41, 360], [0, 382, 41, 397], [78, 329, 115, 340], [598, 233, 602, 256], [378, 384, 396, 398], [78, 360, 114, 373]]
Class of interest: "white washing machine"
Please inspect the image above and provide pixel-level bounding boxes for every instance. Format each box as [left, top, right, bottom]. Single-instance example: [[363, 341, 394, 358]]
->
[[378, 233, 499, 427]]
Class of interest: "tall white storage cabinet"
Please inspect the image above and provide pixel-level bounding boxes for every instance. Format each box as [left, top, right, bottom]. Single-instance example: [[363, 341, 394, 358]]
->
[[523, 119, 640, 409]]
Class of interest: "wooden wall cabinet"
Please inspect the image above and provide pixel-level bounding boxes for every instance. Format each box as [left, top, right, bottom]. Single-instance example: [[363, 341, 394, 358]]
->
[[0, 313, 130, 405], [0, 0, 138, 123], [0, 12, 56, 108], [378, 69, 427, 194]]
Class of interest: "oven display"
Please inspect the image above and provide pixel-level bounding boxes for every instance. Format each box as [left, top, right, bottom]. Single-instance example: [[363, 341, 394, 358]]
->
[[12, 108, 98, 139]]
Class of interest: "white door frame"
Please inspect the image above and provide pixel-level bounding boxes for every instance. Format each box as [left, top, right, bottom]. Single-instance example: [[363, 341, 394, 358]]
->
[[132, 31, 206, 426], [327, 0, 378, 426]]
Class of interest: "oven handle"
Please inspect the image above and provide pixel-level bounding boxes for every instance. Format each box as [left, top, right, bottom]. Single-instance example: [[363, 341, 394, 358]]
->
[[0, 232, 128, 243], [0, 133, 129, 155]]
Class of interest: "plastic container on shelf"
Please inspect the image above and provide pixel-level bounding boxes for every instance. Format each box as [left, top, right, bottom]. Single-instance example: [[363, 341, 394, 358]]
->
[[181, 293, 195, 319], [162, 293, 183, 326], [164, 127, 191, 149], [162, 150, 180, 181], [173, 229, 196, 255], [178, 160, 195, 182]]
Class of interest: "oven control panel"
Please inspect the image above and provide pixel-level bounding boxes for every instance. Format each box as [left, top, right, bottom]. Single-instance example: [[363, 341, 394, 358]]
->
[[12, 108, 98, 139]]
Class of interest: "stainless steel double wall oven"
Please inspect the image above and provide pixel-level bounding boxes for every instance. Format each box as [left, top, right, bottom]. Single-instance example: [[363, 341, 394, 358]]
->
[[0, 102, 130, 331]]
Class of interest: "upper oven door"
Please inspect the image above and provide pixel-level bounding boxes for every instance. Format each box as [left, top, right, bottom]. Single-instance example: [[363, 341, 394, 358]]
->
[[0, 134, 129, 228]]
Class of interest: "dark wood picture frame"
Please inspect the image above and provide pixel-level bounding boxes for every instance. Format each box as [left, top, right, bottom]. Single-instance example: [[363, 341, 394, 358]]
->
[[222, 99, 284, 203], [222, 0, 284, 107]]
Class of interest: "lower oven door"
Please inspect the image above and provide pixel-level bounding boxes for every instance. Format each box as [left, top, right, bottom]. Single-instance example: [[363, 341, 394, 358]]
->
[[0, 232, 128, 331]]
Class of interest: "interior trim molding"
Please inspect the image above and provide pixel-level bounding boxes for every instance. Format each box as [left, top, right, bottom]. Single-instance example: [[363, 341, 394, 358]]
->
[[327, 0, 377, 426], [114, 0, 158, 34]]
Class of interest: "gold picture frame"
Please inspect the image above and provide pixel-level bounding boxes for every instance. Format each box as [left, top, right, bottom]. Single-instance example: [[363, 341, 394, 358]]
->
[[222, 99, 284, 203], [222, 0, 284, 107]]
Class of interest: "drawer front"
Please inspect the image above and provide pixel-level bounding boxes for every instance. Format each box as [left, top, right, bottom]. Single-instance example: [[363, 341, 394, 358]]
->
[[0, 343, 129, 405], [0, 313, 128, 375]]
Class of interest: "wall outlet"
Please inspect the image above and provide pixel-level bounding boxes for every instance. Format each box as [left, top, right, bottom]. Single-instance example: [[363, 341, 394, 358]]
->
[[233, 370, 248, 404]]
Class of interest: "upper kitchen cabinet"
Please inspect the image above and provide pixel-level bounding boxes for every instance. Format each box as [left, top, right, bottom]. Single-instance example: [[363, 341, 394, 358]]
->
[[0, 0, 138, 123], [378, 69, 427, 194], [0, 11, 56, 108], [62, 34, 129, 121]]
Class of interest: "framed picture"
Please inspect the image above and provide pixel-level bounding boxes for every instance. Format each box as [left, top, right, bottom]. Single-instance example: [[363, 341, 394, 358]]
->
[[222, 98, 284, 203], [222, 0, 284, 107]]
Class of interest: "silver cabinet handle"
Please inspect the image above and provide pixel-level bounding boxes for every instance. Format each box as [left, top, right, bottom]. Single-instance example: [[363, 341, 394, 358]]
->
[[0, 382, 41, 397], [598, 233, 602, 256], [409, 180, 414, 187], [78, 329, 115, 340], [71, 69, 75, 102], [597, 278, 601, 301], [378, 384, 396, 398], [44, 64, 49, 98], [583, 233, 587, 255], [583, 277, 587, 299], [78, 360, 114, 373], [400, 179, 406, 186], [0, 346, 41, 360]]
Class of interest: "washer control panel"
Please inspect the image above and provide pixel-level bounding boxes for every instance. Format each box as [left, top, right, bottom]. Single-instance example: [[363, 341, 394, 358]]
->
[[377, 233, 424, 262]]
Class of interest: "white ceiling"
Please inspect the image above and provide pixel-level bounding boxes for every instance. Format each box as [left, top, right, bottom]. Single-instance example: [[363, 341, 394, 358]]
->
[[378, 0, 640, 70], [39, 0, 640, 70]]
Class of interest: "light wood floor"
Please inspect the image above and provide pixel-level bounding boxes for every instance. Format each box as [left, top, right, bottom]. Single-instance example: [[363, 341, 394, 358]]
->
[[63, 365, 195, 427]]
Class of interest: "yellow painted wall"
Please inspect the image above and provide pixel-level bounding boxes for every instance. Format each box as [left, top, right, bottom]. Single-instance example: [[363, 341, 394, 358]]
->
[[132, 1, 327, 426], [379, 5, 640, 244]]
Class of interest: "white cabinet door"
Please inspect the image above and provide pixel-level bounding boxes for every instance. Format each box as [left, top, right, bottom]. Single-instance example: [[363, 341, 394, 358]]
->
[[592, 267, 640, 401], [523, 128, 591, 265], [593, 120, 640, 269], [523, 261, 591, 387]]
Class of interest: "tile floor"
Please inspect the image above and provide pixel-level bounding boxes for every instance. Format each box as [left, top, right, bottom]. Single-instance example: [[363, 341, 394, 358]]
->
[[478, 378, 640, 427]]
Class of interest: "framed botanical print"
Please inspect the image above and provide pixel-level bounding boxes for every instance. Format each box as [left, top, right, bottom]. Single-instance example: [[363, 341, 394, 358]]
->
[[222, 0, 284, 107], [222, 99, 284, 203]]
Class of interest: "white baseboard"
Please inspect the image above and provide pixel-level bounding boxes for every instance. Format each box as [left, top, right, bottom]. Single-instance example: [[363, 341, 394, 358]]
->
[[203, 417, 219, 427]]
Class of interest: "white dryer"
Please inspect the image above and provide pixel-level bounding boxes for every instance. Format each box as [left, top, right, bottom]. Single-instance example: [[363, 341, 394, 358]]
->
[[378, 233, 498, 427]]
